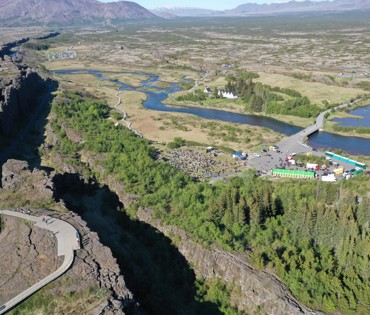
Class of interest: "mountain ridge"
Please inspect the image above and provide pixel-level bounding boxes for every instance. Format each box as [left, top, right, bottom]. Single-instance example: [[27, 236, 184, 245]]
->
[[0, 0, 158, 25], [153, 0, 370, 17], [151, 6, 221, 17], [228, 0, 370, 15]]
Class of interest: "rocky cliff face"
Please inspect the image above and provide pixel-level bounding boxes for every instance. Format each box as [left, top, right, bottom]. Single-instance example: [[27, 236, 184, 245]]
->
[[0, 38, 29, 60], [0, 159, 55, 203], [137, 207, 324, 315], [0, 57, 45, 137], [56, 210, 137, 314], [0, 159, 140, 314]]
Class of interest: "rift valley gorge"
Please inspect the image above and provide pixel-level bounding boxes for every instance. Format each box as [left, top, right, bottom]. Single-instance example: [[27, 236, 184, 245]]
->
[[1, 3, 370, 315]]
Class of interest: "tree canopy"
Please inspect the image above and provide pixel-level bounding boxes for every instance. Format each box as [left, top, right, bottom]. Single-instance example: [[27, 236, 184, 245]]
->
[[50, 92, 370, 315]]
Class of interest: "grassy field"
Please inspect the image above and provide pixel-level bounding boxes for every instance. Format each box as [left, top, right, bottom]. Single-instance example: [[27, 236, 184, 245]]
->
[[8, 281, 109, 315], [255, 72, 365, 106], [46, 63, 282, 152], [47, 63, 368, 155], [38, 13, 370, 156], [116, 91, 281, 151], [323, 121, 370, 140], [46, 66, 282, 154], [322, 100, 370, 139]]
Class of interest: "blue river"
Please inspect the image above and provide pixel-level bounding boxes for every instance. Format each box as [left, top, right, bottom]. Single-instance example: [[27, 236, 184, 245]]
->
[[53, 69, 370, 156]]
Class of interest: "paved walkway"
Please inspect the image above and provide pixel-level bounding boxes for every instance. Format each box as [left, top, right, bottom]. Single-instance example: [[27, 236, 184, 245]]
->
[[0, 210, 80, 314]]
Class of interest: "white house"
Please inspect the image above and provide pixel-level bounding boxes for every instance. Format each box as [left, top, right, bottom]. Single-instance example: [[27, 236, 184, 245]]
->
[[218, 90, 238, 99]]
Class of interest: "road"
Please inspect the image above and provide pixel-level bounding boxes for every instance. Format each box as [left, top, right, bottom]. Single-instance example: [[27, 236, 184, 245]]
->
[[211, 98, 369, 182], [277, 99, 359, 156], [0, 210, 80, 314], [247, 98, 369, 174]]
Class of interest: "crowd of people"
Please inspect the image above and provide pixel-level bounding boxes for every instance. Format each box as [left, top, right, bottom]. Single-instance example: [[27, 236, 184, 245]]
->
[[163, 148, 242, 181]]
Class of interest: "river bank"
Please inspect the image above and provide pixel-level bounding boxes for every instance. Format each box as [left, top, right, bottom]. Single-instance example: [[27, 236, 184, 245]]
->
[[164, 96, 313, 128], [50, 68, 370, 156], [323, 101, 370, 139]]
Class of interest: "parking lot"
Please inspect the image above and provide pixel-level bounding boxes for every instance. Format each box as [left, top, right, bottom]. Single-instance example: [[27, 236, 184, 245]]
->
[[246, 145, 367, 181]]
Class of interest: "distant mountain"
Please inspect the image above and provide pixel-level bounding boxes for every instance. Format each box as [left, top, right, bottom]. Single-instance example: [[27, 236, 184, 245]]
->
[[227, 0, 370, 15], [0, 0, 158, 26], [152, 0, 370, 18], [151, 7, 221, 17]]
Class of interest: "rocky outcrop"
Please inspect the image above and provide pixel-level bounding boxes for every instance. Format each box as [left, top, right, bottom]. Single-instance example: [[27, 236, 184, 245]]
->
[[137, 207, 324, 315], [0, 159, 140, 314], [54, 210, 138, 314], [0, 159, 55, 207], [0, 57, 45, 137], [0, 215, 59, 305]]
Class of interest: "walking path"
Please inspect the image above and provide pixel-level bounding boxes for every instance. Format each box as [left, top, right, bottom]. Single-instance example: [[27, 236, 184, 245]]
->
[[0, 210, 80, 314], [113, 91, 143, 138]]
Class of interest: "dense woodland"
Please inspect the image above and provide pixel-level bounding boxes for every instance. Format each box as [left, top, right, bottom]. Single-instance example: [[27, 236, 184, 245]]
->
[[50, 93, 370, 315], [176, 73, 322, 118], [224, 75, 322, 118]]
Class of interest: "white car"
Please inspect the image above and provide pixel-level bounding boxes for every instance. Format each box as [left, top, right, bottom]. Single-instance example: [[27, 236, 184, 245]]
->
[[253, 153, 261, 157]]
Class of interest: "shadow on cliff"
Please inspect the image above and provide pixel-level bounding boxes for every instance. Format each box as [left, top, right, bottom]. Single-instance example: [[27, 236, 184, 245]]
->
[[53, 173, 223, 315], [0, 79, 59, 174]]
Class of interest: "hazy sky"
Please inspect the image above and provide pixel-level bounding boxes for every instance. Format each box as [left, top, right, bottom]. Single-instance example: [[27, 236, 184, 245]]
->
[[98, 0, 325, 11]]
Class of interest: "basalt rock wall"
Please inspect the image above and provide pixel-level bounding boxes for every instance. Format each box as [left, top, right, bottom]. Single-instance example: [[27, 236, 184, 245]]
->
[[0, 38, 29, 60], [0, 57, 45, 137]]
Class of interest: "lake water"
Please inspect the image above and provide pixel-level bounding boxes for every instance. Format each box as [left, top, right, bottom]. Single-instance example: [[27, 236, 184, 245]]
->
[[332, 105, 370, 128], [308, 132, 370, 156], [53, 69, 370, 156]]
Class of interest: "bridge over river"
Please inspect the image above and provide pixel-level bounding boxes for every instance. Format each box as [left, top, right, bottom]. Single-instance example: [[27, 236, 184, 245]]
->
[[277, 100, 362, 156]]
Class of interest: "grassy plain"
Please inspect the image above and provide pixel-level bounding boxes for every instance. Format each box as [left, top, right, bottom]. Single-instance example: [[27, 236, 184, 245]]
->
[[50, 68, 279, 152], [38, 13, 370, 151], [255, 72, 364, 105]]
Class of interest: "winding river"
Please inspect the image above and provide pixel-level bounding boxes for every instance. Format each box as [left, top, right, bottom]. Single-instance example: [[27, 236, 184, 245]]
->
[[53, 69, 370, 156]]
